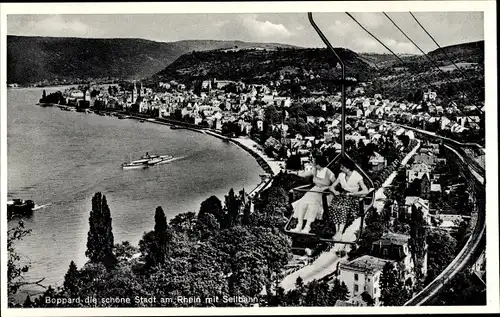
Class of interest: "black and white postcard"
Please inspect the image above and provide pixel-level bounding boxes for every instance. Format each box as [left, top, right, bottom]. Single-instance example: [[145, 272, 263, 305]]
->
[[1, 1, 497, 316]]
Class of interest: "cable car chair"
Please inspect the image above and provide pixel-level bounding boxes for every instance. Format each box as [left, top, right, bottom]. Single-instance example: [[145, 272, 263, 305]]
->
[[284, 13, 376, 247]]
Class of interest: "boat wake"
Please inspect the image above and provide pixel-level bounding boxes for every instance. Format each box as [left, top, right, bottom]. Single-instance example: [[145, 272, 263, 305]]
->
[[32, 203, 51, 211], [163, 156, 185, 163]]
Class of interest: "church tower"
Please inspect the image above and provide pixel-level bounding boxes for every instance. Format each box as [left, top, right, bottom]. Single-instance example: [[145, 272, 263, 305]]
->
[[132, 81, 138, 103]]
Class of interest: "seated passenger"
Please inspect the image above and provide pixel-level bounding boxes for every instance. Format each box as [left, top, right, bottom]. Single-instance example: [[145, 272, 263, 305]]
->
[[329, 158, 370, 241], [290, 154, 336, 234]]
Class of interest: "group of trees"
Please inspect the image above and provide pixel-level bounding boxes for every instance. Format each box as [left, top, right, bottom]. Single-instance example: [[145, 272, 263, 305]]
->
[[12, 176, 356, 307], [379, 261, 412, 306], [266, 277, 349, 306], [39, 90, 66, 105]]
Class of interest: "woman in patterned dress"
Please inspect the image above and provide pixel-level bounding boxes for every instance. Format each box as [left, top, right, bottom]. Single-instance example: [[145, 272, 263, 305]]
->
[[329, 158, 370, 240], [290, 154, 336, 233]]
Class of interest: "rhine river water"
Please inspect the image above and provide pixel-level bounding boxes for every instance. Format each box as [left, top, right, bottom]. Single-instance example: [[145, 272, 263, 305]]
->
[[7, 87, 263, 296]]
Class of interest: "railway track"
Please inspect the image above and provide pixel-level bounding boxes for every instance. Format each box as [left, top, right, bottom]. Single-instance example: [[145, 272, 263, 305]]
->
[[396, 128, 486, 306]]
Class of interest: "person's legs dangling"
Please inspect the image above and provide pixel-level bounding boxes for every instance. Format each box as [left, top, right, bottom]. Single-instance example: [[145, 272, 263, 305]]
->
[[301, 205, 319, 233], [335, 223, 346, 240], [291, 203, 305, 232]]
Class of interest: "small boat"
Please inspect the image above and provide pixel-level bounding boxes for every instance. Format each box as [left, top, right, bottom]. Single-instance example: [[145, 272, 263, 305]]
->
[[171, 125, 184, 130], [139, 119, 145, 123], [7, 199, 35, 220]]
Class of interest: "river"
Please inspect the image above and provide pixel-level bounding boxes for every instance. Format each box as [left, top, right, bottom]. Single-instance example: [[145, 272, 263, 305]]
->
[[6, 86, 263, 297]]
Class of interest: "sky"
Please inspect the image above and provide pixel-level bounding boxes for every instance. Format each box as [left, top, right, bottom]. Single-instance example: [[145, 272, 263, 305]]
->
[[7, 12, 484, 54]]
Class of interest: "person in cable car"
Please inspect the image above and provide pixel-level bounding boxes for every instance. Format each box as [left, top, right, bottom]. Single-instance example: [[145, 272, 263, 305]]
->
[[328, 158, 370, 240], [290, 154, 336, 233]]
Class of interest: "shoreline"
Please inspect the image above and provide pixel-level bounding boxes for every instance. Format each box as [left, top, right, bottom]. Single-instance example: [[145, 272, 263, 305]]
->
[[49, 104, 283, 198]]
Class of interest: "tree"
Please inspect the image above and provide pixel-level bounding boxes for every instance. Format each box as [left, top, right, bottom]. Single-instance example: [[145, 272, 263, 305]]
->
[[361, 291, 375, 306], [426, 229, 457, 282], [33, 285, 66, 307], [330, 279, 349, 303], [353, 221, 386, 258], [431, 270, 486, 306], [380, 261, 410, 306], [85, 192, 116, 268], [169, 212, 197, 234], [154, 206, 170, 264], [114, 241, 138, 262], [195, 212, 220, 240], [409, 206, 428, 283], [63, 261, 80, 298], [452, 220, 471, 250], [199, 195, 224, 226], [23, 295, 34, 308], [138, 206, 173, 269], [223, 188, 242, 228], [7, 221, 46, 305]]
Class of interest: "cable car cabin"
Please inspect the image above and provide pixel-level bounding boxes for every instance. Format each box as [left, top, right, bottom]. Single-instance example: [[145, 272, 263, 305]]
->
[[284, 154, 375, 249]]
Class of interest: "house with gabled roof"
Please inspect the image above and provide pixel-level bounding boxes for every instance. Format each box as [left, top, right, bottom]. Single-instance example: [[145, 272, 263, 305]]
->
[[339, 255, 395, 306]]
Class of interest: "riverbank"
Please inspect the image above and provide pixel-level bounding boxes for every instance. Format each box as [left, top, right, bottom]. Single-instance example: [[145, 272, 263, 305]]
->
[[49, 104, 284, 198], [9, 88, 268, 303]]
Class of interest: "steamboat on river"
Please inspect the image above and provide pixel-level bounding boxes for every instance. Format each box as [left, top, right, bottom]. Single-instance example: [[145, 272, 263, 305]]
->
[[122, 153, 175, 169]]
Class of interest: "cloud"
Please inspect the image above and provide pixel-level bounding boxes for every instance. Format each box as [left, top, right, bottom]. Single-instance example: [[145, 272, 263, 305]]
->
[[353, 37, 380, 51], [22, 15, 90, 37], [328, 20, 352, 36], [352, 12, 385, 29], [384, 38, 420, 54], [240, 15, 293, 39]]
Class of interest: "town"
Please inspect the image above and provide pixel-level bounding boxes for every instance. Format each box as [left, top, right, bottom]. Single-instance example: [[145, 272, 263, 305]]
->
[[34, 72, 485, 306]]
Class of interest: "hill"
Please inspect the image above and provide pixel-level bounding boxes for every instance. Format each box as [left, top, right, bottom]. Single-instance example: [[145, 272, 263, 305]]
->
[[427, 40, 484, 64], [152, 47, 374, 84], [364, 40, 484, 103], [7, 36, 297, 85]]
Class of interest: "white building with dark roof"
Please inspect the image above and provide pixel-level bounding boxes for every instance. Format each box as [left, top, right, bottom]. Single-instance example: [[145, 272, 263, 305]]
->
[[339, 255, 395, 306]]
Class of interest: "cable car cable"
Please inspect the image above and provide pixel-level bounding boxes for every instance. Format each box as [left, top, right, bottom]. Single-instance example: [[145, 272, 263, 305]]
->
[[409, 12, 480, 87], [384, 12, 484, 114], [345, 12, 482, 129]]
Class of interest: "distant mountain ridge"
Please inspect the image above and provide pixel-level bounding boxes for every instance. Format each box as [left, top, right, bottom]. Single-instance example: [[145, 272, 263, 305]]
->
[[7, 36, 298, 84], [152, 47, 374, 84], [7, 35, 483, 85], [359, 40, 484, 68], [427, 40, 484, 63]]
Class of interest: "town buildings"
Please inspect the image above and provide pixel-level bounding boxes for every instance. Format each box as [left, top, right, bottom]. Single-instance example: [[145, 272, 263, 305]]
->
[[338, 255, 395, 306]]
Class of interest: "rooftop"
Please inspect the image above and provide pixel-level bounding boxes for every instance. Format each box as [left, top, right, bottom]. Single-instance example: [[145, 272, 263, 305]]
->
[[374, 232, 410, 246], [340, 255, 395, 273], [335, 299, 366, 307]]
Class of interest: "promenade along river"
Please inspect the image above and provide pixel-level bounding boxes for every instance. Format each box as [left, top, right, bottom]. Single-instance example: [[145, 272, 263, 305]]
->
[[7, 87, 263, 294]]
